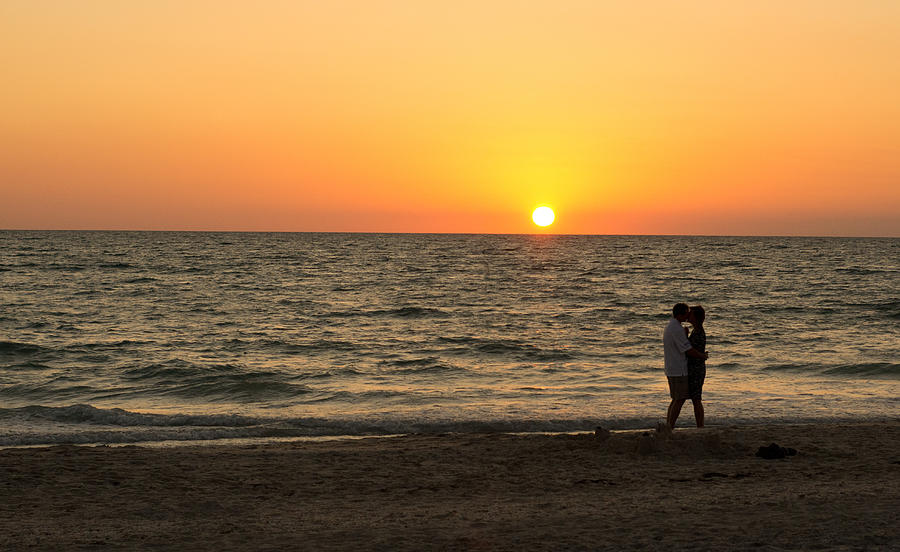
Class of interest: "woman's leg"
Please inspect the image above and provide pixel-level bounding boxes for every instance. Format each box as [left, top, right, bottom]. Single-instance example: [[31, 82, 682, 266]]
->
[[691, 398, 704, 428]]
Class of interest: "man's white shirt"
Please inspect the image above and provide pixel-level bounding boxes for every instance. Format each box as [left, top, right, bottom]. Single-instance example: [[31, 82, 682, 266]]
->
[[663, 317, 693, 377]]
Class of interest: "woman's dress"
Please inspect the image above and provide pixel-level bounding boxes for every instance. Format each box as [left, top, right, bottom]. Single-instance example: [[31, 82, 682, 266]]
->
[[687, 328, 706, 399]]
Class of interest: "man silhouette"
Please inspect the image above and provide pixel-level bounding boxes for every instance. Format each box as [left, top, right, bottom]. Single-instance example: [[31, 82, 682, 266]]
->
[[664, 303, 708, 428]]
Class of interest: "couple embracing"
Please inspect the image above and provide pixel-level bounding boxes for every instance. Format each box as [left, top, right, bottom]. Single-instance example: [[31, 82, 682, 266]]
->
[[663, 303, 707, 429]]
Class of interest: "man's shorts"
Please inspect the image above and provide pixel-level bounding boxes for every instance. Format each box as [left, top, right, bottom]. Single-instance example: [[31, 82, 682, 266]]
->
[[667, 376, 690, 400]]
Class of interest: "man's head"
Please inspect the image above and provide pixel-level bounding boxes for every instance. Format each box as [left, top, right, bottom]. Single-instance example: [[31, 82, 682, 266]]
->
[[672, 303, 689, 321]]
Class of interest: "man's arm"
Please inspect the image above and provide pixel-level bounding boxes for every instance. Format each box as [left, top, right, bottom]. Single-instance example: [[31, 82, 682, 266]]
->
[[686, 348, 708, 360]]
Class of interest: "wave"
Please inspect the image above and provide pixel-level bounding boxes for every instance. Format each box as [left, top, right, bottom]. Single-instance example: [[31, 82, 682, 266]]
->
[[438, 336, 576, 361], [0, 404, 622, 446], [377, 357, 467, 376], [832, 299, 900, 319], [820, 363, 900, 378], [3, 361, 52, 371], [763, 362, 900, 378], [872, 300, 900, 319], [44, 264, 86, 271], [387, 364, 465, 376], [0, 405, 263, 433], [154, 379, 313, 401], [1, 404, 894, 447], [118, 362, 313, 401], [225, 338, 359, 353], [0, 382, 102, 402], [120, 359, 220, 380], [325, 306, 450, 319], [835, 267, 897, 275], [64, 340, 155, 351], [0, 341, 52, 356], [1, 360, 314, 403]]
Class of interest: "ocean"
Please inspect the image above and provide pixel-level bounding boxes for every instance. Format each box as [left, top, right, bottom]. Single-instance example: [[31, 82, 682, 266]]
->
[[1, 231, 897, 446]]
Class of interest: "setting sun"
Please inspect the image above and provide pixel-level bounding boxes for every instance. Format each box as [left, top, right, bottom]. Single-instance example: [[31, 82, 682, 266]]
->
[[532, 207, 555, 227]]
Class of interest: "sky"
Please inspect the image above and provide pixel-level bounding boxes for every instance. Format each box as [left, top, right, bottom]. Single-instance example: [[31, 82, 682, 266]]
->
[[2, 1, 899, 235]]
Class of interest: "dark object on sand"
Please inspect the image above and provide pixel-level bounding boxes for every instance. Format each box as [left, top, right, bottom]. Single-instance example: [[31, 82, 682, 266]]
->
[[755, 443, 798, 459]]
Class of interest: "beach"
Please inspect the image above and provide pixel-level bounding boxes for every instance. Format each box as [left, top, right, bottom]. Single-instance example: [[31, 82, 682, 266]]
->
[[1, 421, 897, 550]]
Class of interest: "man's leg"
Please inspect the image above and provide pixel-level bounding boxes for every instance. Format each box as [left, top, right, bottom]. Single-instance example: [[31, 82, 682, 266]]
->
[[691, 398, 704, 428], [667, 399, 685, 429]]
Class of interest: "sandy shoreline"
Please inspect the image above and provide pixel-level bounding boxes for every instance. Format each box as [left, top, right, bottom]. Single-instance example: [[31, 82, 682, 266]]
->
[[1, 422, 898, 551]]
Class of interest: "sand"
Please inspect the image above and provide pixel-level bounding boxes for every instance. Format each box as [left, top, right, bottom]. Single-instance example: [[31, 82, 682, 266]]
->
[[1, 421, 898, 551]]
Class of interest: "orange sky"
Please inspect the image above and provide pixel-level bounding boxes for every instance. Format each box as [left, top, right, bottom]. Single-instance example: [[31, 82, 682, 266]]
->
[[2, 1, 899, 235]]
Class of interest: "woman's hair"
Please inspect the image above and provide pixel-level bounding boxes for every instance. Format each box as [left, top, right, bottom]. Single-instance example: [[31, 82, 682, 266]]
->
[[690, 305, 705, 323]]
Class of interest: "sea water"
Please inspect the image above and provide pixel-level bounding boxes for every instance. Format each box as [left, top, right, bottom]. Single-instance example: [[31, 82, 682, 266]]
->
[[1, 231, 897, 445]]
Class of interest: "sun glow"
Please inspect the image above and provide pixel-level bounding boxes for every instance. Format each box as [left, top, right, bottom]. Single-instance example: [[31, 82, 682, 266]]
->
[[2, 4, 898, 236], [532, 206, 555, 227]]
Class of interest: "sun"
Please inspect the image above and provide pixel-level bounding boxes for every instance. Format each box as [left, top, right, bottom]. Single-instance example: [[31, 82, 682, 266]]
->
[[531, 206, 555, 227]]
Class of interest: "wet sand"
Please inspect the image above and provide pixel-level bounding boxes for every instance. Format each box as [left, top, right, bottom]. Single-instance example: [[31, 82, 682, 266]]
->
[[1, 421, 898, 551]]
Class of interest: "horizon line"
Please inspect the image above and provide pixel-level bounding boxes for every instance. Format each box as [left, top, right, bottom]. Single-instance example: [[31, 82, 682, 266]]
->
[[2, 228, 898, 239]]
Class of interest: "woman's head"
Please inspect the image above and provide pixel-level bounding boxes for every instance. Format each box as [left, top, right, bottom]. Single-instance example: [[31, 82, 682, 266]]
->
[[688, 305, 705, 325]]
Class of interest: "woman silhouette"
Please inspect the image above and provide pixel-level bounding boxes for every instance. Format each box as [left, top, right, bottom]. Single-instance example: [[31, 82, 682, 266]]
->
[[686, 305, 707, 427]]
